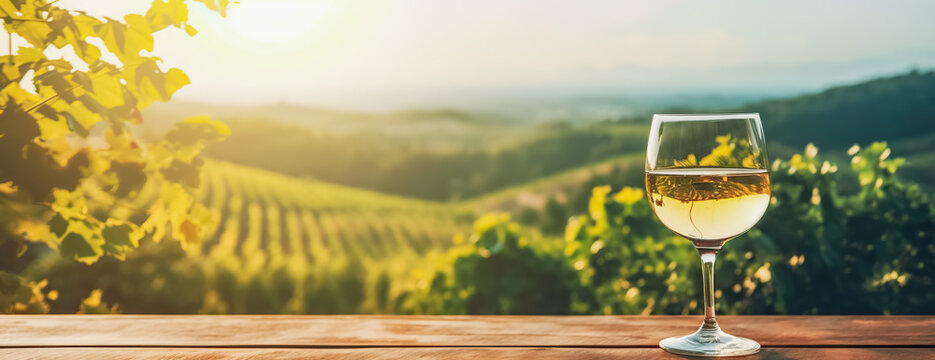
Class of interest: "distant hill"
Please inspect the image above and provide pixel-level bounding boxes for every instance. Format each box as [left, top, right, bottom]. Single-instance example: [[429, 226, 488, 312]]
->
[[468, 154, 644, 213], [142, 101, 528, 152], [145, 101, 503, 130], [140, 70, 935, 203], [740, 70, 935, 150], [472, 70, 935, 227]]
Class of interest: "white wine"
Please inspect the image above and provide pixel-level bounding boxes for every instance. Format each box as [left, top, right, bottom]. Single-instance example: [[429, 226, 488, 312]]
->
[[647, 115, 768, 356], [646, 168, 770, 248]]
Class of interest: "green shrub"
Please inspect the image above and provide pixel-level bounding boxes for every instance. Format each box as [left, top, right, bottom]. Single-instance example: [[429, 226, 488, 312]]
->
[[422, 142, 934, 315], [405, 214, 577, 314], [0, 271, 52, 314], [566, 142, 935, 315]]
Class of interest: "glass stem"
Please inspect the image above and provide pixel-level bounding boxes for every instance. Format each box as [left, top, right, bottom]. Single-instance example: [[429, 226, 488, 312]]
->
[[698, 248, 720, 331]]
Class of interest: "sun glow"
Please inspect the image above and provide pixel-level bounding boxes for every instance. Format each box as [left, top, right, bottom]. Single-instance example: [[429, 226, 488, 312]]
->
[[226, 0, 333, 44]]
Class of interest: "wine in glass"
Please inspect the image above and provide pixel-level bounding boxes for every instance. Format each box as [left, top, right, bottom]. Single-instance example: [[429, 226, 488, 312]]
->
[[645, 113, 770, 357]]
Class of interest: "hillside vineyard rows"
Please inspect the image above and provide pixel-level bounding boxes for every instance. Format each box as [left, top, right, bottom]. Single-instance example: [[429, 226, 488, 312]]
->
[[94, 161, 477, 313], [186, 161, 474, 263]]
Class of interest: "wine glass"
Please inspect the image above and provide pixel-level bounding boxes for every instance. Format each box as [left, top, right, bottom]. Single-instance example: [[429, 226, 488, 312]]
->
[[645, 113, 770, 357]]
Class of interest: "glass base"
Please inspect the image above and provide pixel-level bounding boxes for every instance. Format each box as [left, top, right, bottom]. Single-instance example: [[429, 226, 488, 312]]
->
[[659, 326, 760, 357]]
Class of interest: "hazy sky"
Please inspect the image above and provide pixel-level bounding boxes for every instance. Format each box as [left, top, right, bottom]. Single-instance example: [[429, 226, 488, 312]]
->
[[13, 0, 935, 107]]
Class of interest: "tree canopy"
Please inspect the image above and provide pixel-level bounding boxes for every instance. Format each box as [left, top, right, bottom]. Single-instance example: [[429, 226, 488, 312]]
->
[[1, 0, 229, 313]]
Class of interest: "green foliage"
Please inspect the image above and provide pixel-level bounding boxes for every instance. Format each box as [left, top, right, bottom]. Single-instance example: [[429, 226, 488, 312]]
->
[[565, 186, 699, 315], [77, 289, 119, 314], [417, 143, 934, 315], [755, 142, 935, 314], [567, 142, 934, 315], [405, 214, 576, 314], [0, 271, 53, 313], [0, 0, 227, 312], [38, 240, 366, 314]]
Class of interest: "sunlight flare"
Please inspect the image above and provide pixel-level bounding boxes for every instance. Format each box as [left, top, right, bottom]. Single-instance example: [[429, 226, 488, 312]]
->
[[226, 0, 333, 44]]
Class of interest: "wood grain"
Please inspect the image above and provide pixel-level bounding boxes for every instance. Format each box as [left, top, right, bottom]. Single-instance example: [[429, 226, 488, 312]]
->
[[1, 315, 933, 348], [0, 347, 932, 360]]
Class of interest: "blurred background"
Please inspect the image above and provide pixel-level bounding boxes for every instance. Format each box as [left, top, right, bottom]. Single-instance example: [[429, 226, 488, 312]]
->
[[2, 0, 933, 315]]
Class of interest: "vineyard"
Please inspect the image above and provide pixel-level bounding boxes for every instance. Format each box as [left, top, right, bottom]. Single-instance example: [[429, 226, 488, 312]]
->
[[35, 161, 476, 314], [3, 0, 934, 321], [195, 161, 473, 262]]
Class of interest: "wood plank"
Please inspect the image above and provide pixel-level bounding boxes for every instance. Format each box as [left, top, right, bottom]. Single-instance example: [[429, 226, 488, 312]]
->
[[0, 347, 932, 360], [1, 316, 933, 348]]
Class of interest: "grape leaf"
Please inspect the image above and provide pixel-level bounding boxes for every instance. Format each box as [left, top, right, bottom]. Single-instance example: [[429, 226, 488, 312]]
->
[[59, 233, 102, 264]]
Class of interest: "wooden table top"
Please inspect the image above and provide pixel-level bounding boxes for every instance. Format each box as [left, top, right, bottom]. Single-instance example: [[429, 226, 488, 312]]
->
[[1, 315, 933, 359]]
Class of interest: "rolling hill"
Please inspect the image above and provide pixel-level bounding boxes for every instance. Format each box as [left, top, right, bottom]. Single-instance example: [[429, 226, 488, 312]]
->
[[469, 154, 645, 214], [32, 161, 477, 314], [740, 69, 935, 151]]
